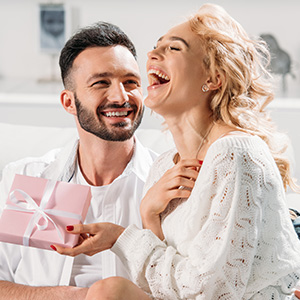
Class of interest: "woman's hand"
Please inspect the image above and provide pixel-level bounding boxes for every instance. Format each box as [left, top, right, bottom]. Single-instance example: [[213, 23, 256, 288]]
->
[[51, 222, 125, 256], [140, 159, 201, 240]]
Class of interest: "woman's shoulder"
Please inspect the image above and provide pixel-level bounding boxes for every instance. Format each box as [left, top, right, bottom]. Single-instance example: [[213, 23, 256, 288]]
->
[[205, 133, 271, 166], [210, 133, 267, 153]]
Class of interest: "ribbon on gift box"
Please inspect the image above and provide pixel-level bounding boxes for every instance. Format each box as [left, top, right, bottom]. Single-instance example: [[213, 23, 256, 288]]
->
[[4, 179, 82, 246]]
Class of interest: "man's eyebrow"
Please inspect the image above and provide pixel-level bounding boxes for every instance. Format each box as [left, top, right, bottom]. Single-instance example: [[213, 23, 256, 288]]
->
[[87, 72, 112, 84], [125, 72, 141, 80], [87, 72, 141, 84], [157, 36, 190, 48]]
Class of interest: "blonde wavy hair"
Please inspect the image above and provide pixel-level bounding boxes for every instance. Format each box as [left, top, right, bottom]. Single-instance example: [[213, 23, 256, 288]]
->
[[189, 3, 298, 191]]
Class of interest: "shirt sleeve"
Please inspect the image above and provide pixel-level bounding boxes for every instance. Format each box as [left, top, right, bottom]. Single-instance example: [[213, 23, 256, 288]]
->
[[112, 141, 292, 299], [0, 164, 23, 281], [0, 242, 22, 281]]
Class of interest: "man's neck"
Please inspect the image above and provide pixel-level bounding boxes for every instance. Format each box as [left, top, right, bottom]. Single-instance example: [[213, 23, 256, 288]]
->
[[77, 135, 135, 187]]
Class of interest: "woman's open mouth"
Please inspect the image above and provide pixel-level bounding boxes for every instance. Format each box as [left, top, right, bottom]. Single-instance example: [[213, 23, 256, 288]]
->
[[147, 68, 170, 87]]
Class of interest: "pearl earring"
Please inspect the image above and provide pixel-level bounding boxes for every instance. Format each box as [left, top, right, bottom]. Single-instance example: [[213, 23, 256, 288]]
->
[[202, 84, 209, 92]]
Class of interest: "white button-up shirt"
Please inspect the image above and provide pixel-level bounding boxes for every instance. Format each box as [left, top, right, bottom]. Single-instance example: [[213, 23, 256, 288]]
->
[[0, 137, 157, 287]]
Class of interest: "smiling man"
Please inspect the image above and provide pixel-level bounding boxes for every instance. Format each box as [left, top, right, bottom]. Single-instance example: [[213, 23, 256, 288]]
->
[[0, 22, 157, 299]]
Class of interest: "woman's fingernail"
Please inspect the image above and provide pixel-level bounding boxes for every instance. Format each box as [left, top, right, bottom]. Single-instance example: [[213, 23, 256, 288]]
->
[[199, 160, 203, 165], [50, 245, 57, 251], [66, 225, 74, 231]]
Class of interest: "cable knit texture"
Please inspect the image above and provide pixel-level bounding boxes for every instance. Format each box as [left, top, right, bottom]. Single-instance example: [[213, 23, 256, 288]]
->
[[112, 135, 300, 299]]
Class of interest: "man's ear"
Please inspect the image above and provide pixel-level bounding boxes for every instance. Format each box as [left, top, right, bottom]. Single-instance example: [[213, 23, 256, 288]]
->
[[206, 73, 223, 91], [60, 90, 76, 115]]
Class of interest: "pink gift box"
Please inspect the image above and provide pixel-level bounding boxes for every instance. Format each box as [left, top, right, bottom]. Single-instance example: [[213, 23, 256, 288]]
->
[[0, 174, 91, 250]]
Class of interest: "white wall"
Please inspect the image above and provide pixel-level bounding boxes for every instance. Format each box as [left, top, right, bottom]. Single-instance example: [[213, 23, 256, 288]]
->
[[0, 0, 300, 98], [0, 0, 299, 181]]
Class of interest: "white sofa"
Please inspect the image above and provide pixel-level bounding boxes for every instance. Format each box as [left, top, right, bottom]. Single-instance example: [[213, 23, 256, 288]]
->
[[0, 121, 299, 211], [0, 122, 174, 177]]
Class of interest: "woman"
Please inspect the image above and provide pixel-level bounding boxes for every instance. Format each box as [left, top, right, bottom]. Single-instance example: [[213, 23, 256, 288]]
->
[[55, 4, 300, 299]]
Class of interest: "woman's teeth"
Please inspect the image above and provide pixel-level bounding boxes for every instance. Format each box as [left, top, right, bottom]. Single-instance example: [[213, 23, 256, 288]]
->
[[148, 69, 170, 84], [148, 69, 170, 81]]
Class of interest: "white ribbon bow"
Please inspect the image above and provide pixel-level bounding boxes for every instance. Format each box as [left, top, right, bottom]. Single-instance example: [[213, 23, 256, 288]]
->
[[5, 179, 82, 247]]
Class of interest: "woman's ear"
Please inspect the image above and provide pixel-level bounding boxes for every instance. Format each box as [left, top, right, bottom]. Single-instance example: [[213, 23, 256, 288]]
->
[[60, 90, 76, 115], [206, 73, 223, 91]]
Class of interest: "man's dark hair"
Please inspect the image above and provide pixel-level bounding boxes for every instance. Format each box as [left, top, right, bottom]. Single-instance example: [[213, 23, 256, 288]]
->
[[59, 21, 137, 89]]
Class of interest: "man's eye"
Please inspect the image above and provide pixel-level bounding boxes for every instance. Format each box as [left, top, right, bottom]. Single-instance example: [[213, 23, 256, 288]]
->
[[125, 80, 139, 86], [169, 46, 180, 51], [92, 80, 109, 86]]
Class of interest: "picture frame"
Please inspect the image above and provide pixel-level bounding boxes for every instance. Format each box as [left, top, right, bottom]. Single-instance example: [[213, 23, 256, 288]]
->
[[39, 3, 70, 53]]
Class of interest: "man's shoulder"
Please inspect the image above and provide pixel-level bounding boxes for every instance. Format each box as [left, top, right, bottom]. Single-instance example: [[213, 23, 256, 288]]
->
[[2, 148, 62, 178], [2, 139, 79, 181]]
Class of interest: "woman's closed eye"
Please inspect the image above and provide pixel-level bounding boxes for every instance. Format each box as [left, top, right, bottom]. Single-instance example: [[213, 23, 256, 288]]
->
[[169, 46, 181, 51], [153, 44, 181, 51]]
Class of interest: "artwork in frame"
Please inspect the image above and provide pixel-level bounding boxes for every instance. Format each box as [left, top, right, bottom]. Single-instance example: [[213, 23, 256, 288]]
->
[[39, 3, 69, 54]]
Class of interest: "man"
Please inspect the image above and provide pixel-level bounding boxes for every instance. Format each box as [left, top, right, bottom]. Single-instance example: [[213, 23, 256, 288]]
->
[[0, 22, 157, 299]]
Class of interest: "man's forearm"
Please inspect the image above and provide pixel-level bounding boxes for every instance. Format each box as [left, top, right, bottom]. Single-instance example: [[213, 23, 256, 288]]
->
[[0, 281, 88, 300]]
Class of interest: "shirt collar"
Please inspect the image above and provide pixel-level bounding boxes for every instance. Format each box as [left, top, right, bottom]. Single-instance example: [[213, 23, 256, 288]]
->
[[42, 136, 157, 184], [115, 136, 157, 183], [41, 138, 78, 182]]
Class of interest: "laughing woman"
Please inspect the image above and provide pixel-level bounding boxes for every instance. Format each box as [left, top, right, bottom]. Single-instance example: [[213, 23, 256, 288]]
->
[[56, 4, 300, 299]]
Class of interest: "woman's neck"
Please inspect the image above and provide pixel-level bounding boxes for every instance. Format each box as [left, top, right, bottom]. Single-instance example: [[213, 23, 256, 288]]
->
[[166, 115, 235, 161], [165, 113, 213, 160]]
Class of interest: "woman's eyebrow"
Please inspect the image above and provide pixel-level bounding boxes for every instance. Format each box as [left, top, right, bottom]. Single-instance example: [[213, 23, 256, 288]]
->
[[157, 36, 190, 48], [169, 36, 190, 48]]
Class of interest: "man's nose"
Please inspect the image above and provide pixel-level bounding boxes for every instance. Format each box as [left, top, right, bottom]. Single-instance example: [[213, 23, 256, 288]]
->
[[107, 82, 129, 103]]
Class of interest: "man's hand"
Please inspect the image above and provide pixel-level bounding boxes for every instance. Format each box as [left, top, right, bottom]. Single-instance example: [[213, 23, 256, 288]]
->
[[52, 222, 125, 256]]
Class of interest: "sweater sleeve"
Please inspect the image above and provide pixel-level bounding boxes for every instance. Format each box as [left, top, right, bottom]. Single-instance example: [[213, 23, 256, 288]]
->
[[112, 137, 298, 299]]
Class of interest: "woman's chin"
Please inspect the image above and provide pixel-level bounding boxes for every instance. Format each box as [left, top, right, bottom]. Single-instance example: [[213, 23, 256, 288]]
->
[[144, 95, 159, 110]]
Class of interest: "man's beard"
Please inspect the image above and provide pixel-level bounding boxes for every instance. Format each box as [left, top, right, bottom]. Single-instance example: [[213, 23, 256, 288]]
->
[[74, 94, 143, 141]]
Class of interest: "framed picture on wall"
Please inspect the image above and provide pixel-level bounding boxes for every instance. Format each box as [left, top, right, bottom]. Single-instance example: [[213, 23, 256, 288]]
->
[[39, 3, 69, 53]]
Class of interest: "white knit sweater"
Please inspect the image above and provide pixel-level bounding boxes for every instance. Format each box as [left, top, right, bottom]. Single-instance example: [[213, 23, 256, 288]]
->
[[112, 135, 300, 299]]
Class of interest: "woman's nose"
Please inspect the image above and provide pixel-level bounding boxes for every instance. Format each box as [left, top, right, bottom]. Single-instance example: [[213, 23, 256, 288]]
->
[[147, 48, 160, 60]]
